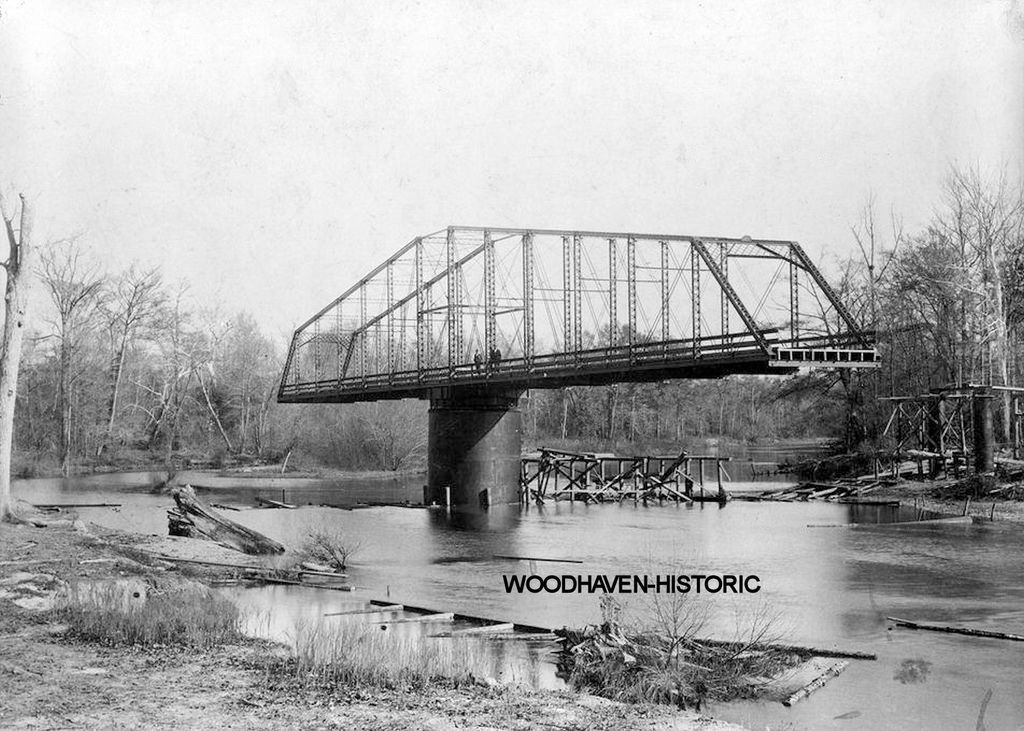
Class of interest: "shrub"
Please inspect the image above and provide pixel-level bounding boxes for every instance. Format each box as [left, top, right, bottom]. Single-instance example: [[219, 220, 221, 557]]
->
[[299, 527, 360, 570]]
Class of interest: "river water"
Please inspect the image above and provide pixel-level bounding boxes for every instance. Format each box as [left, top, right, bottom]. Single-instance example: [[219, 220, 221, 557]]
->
[[13, 468, 1024, 730]]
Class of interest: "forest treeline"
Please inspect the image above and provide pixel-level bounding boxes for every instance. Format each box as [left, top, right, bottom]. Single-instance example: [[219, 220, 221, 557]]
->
[[11, 165, 1023, 475]]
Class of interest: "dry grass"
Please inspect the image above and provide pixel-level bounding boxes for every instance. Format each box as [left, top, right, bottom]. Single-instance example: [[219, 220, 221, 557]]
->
[[58, 577, 242, 648], [289, 619, 493, 690]]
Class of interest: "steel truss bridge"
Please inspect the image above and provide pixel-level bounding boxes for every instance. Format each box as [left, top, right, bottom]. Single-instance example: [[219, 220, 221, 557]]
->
[[279, 226, 878, 404]]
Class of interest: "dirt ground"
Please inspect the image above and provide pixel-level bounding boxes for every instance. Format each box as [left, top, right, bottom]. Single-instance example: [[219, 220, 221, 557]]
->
[[0, 517, 740, 731]]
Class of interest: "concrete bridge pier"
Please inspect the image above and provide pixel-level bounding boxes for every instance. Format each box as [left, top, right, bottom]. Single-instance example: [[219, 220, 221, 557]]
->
[[426, 387, 523, 510]]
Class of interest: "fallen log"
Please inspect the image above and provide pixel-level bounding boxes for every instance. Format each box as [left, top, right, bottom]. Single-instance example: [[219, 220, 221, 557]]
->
[[168, 485, 285, 555], [696, 638, 876, 660], [886, 616, 1024, 642], [782, 660, 849, 706]]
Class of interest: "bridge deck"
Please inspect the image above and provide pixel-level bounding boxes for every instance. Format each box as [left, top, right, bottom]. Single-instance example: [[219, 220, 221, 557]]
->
[[279, 333, 878, 403]]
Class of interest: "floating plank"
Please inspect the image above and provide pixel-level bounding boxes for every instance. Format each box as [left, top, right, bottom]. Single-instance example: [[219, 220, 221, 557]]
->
[[325, 604, 403, 617], [782, 661, 849, 706], [262, 578, 353, 591], [33, 503, 121, 509], [449, 622, 515, 635], [887, 616, 1024, 642], [376, 612, 454, 624], [493, 554, 583, 564], [256, 496, 297, 509]]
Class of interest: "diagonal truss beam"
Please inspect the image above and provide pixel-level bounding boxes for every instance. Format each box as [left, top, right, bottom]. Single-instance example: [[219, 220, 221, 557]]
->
[[692, 239, 771, 354], [789, 242, 870, 347]]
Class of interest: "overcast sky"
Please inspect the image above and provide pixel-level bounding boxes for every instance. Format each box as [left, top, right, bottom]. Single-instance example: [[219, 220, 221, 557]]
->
[[1, 0, 1022, 339]]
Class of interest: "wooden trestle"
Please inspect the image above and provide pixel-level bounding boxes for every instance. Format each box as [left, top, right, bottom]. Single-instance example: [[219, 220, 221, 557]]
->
[[520, 447, 730, 504]]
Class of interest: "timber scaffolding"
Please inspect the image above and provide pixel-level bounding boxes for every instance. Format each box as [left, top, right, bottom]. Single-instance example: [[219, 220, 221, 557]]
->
[[520, 447, 730, 504], [879, 383, 1024, 478]]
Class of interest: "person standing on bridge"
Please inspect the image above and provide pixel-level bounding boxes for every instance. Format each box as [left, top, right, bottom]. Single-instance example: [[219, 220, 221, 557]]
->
[[473, 350, 483, 372]]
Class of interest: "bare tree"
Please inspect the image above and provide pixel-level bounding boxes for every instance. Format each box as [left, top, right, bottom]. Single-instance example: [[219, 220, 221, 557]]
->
[[935, 166, 1024, 438], [0, 191, 34, 521], [38, 239, 105, 475], [97, 265, 165, 456]]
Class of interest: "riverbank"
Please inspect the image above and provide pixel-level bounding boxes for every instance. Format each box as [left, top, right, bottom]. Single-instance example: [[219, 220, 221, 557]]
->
[[869, 479, 1024, 524], [0, 516, 739, 730]]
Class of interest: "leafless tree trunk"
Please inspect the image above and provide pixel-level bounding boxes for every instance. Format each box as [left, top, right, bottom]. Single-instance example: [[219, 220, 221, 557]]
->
[[194, 364, 233, 452], [97, 266, 164, 456], [0, 191, 33, 521], [39, 241, 104, 475]]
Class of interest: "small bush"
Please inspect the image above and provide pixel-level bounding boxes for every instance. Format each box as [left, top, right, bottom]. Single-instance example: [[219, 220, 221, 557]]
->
[[58, 578, 241, 649], [300, 527, 360, 570], [560, 599, 791, 709]]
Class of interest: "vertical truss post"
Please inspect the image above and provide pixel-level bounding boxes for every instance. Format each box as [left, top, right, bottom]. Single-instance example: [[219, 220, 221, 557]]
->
[[573, 234, 582, 362], [627, 236, 636, 362], [386, 260, 394, 380], [608, 238, 617, 347], [415, 237, 426, 376], [359, 284, 367, 384], [562, 235, 572, 352], [454, 264, 464, 365], [720, 243, 730, 348], [789, 247, 799, 342], [691, 243, 701, 358], [313, 320, 322, 383], [660, 240, 670, 351], [374, 321, 382, 376], [447, 227, 457, 373], [335, 303, 343, 381], [523, 233, 534, 363], [484, 229, 496, 361]]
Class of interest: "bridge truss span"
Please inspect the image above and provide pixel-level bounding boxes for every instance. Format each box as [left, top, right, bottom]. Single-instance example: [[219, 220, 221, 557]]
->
[[279, 226, 878, 404]]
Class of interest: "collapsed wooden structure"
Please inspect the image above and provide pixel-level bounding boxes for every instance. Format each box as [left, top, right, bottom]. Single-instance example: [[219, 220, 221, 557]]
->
[[755, 476, 895, 503], [520, 447, 730, 504]]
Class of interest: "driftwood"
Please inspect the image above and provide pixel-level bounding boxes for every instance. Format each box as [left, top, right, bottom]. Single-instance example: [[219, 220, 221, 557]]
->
[[782, 660, 849, 706], [887, 616, 1024, 642], [168, 485, 285, 555]]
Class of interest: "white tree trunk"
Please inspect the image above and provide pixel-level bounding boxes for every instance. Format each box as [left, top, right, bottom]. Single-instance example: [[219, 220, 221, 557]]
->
[[0, 194, 33, 521]]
